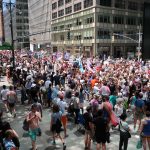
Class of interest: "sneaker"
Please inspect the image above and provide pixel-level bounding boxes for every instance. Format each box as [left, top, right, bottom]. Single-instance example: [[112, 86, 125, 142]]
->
[[63, 144, 66, 150]]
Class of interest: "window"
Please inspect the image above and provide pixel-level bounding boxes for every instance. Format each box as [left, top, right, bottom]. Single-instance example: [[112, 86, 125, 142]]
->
[[114, 31, 123, 39], [76, 19, 82, 25], [58, 0, 64, 7], [65, 6, 72, 14], [113, 16, 124, 24], [86, 17, 94, 24], [84, 0, 93, 8], [75, 35, 82, 40], [128, 1, 138, 10], [60, 25, 64, 29], [84, 30, 93, 39], [65, 0, 71, 4], [115, 0, 125, 9], [52, 12, 57, 19], [127, 17, 136, 25], [99, 0, 111, 7], [53, 26, 57, 31], [52, 2, 57, 10], [97, 29, 110, 39], [67, 24, 72, 28], [58, 9, 64, 17], [98, 15, 110, 23], [74, 2, 81, 12], [60, 35, 64, 41]]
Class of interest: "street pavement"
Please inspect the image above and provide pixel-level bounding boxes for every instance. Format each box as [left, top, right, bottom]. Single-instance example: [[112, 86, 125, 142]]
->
[[0, 76, 142, 150]]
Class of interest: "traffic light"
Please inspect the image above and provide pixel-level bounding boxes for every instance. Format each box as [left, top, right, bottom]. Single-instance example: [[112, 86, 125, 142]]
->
[[67, 31, 70, 40]]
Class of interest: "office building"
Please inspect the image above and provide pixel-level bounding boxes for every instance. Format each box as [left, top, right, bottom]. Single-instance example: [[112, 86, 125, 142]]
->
[[3, 0, 29, 49], [51, 0, 147, 58], [28, 0, 51, 50]]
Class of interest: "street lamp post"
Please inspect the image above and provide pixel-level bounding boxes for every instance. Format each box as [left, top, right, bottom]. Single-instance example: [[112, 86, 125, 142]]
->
[[3, 0, 15, 70], [113, 29, 142, 61]]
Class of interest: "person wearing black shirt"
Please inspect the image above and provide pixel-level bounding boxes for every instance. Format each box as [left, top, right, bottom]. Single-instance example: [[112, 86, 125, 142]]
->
[[93, 109, 108, 150], [83, 106, 93, 150], [54, 71, 60, 86], [50, 72, 55, 86], [109, 81, 116, 95]]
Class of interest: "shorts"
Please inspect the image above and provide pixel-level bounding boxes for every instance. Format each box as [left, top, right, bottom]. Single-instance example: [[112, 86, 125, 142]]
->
[[85, 129, 93, 139], [95, 134, 107, 144], [134, 111, 144, 120], [8, 103, 15, 108], [28, 128, 39, 141], [51, 124, 61, 134], [61, 115, 67, 127]]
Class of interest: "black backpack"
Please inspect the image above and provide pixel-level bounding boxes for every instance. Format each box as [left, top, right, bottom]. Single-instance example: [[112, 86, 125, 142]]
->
[[56, 118, 62, 128], [22, 119, 29, 131]]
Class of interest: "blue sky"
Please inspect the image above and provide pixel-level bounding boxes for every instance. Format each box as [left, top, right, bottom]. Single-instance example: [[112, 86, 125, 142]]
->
[[2, 0, 16, 11], [3, 0, 15, 2]]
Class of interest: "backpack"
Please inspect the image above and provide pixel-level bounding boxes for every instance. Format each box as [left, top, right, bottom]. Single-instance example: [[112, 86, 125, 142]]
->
[[22, 119, 29, 131], [56, 118, 62, 129]]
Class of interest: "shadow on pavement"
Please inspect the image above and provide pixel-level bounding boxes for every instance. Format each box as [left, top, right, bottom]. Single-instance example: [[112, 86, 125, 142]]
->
[[44, 146, 61, 150], [73, 130, 84, 137], [22, 132, 29, 137], [45, 130, 51, 136]]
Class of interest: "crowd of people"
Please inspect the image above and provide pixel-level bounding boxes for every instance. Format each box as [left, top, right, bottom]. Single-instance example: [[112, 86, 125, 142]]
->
[[0, 50, 150, 150]]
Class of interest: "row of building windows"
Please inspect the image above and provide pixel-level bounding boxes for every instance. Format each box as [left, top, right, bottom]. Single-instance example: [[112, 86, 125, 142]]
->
[[52, 14, 142, 26], [16, 25, 29, 30], [52, 0, 93, 11], [52, 17, 94, 30], [16, 18, 29, 23], [53, 2, 94, 19], [54, 35, 94, 41], [53, 29, 139, 41], [52, 0, 143, 12], [97, 29, 138, 39], [17, 31, 29, 36], [98, 0, 143, 11], [98, 15, 143, 25]]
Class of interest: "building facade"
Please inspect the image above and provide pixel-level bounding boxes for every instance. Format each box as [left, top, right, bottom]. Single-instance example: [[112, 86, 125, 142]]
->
[[3, 0, 29, 49], [51, 0, 146, 58], [28, 0, 51, 50]]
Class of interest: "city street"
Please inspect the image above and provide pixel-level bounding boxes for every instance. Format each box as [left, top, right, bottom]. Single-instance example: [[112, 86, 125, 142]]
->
[[0, 0, 149, 149], [0, 76, 142, 150]]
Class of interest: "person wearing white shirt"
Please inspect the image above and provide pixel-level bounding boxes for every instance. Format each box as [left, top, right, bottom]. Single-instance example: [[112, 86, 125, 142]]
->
[[0, 85, 9, 112], [115, 99, 123, 118], [45, 77, 51, 89]]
